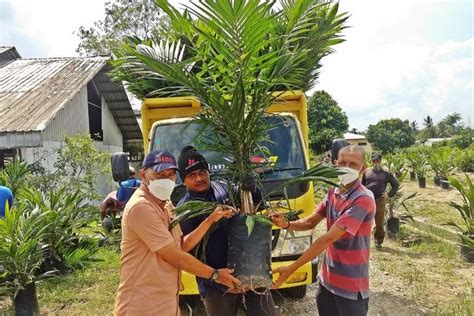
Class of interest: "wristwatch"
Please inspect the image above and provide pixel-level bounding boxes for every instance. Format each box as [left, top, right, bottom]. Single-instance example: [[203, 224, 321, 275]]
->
[[209, 269, 219, 281]]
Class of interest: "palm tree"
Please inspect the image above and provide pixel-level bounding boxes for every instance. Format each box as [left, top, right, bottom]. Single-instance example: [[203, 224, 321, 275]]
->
[[422, 115, 436, 139], [112, 0, 347, 212], [111, 0, 348, 288]]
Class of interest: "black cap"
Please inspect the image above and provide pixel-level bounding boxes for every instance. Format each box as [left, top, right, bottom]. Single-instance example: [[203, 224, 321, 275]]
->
[[178, 146, 209, 180], [371, 153, 382, 161]]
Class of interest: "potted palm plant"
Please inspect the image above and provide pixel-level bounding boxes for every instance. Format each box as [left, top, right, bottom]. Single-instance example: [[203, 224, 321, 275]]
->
[[111, 0, 348, 289], [404, 149, 418, 181], [433, 147, 455, 189], [384, 152, 405, 179], [0, 205, 54, 316], [446, 175, 473, 263]]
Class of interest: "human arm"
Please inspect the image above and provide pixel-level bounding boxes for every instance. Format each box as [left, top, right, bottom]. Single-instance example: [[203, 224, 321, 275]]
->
[[181, 206, 235, 252], [128, 203, 240, 288], [386, 172, 399, 197], [270, 210, 325, 231], [272, 224, 346, 288], [272, 195, 374, 288], [270, 193, 329, 231], [157, 242, 240, 289]]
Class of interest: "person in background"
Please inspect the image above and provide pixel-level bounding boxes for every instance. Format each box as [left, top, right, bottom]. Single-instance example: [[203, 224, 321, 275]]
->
[[116, 166, 141, 206], [362, 153, 399, 249], [0, 185, 13, 218], [114, 150, 240, 316], [100, 191, 122, 221], [271, 145, 375, 316], [178, 146, 276, 316]]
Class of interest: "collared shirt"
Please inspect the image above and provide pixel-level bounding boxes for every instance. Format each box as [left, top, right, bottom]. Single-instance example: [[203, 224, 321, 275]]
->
[[317, 180, 375, 300], [114, 184, 183, 316]]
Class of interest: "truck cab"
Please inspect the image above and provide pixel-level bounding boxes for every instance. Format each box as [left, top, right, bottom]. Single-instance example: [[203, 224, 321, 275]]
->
[[141, 90, 318, 297]]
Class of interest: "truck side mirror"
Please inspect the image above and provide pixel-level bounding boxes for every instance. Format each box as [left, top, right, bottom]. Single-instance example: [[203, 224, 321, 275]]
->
[[111, 152, 130, 182], [331, 139, 349, 164]]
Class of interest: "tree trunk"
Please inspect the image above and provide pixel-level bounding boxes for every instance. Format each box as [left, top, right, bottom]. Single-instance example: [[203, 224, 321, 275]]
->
[[14, 282, 39, 316], [240, 188, 255, 215]]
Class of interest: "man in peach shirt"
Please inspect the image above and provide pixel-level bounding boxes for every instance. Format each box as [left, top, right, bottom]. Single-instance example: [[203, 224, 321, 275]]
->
[[114, 150, 240, 315]]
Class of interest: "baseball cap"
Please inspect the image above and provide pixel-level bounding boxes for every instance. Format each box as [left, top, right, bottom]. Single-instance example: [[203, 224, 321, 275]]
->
[[371, 153, 382, 161], [142, 150, 179, 173], [178, 146, 209, 180]]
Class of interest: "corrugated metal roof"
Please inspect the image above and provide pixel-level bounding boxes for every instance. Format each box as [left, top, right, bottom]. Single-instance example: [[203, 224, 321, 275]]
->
[[0, 56, 142, 147], [0, 46, 21, 61], [344, 132, 366, 140]]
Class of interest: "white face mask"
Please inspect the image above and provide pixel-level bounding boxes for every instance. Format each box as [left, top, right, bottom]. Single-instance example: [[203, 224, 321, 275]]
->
[[338, 166, 361, 186], [148, 179, 175, 201]]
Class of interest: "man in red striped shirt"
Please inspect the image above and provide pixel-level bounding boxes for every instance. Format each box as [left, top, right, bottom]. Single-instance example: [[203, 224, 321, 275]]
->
[[271, 145, 375, 316]]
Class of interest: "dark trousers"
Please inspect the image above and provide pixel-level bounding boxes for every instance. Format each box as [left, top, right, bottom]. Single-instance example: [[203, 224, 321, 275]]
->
[[316, 285, 369, 316], [203, 289, 276, 316], [374, 195, 386, 244]]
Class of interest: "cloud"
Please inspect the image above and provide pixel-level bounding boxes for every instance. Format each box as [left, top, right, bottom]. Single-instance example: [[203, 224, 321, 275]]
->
[[316, 0, 473, 130], [1, 0, 106, 57]]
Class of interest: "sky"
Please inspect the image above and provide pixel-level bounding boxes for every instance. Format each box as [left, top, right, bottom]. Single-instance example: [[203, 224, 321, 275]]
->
[[0, 0, 472, 131]]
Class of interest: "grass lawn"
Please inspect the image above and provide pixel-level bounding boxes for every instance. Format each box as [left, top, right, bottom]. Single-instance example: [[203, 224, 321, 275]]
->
[[38, 247, 120, 315]]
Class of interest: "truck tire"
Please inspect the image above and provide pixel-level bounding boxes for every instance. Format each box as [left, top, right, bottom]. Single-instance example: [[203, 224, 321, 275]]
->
[[280, 285, 307, 299]]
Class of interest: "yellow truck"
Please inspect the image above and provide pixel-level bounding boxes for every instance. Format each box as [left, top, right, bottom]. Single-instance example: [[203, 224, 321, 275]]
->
[[140, 90, 318, 298]]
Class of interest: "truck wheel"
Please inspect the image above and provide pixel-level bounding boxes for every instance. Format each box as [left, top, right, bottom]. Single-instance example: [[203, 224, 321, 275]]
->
[[280, 285, 307, 299]]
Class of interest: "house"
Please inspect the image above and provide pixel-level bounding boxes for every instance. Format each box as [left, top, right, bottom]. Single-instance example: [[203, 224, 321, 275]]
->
[[344, 132, 372, 151], [0, 46, 142, 191], [421, 138, 452, 146]]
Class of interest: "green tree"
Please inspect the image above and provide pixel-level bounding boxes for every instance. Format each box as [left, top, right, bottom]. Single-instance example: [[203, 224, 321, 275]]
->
[[366, 118, 415, 153], [437, 113, 464, 137], [307, 90, 348, 153], [75, 0, 168, 56], [421, 115, 436, 139]]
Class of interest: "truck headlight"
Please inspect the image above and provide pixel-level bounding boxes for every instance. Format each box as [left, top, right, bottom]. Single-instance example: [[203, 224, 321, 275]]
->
[[272, 229, 313, 257]]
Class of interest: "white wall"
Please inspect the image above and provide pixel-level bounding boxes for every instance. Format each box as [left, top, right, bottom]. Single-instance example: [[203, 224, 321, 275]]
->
[[42, 86, 89, 141], [102, 96, 123, 148]]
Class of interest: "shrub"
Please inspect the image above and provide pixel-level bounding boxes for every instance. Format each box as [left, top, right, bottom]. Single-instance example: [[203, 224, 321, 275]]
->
[[454, 145, 474, 172]]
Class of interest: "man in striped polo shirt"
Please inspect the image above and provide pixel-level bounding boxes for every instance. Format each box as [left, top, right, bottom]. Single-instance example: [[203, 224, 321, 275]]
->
[[271, 145, 375, 315]]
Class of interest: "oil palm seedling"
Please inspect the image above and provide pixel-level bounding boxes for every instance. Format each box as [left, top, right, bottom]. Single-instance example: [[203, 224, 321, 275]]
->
[[384, 152, 405, 179], [428, 147, 455, 189], [405, 148, 428, 188], [385, 171, 417, 237], [446, 175, 473, 262], [0, 157, 30, 197], [19, 186, 99, 273], [111, 0, 348, 289], [0, 205, 54, 316]]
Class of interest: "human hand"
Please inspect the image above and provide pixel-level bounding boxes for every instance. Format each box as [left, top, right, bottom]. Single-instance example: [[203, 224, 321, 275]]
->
[[208, 205, 236, 223], [271, 265, 295, 289], [215, 268, 242, 289], [268, 210, 288, 228]]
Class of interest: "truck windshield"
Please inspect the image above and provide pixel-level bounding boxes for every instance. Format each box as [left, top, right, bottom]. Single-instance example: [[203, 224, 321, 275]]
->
[[150, 115, 306, 184]]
